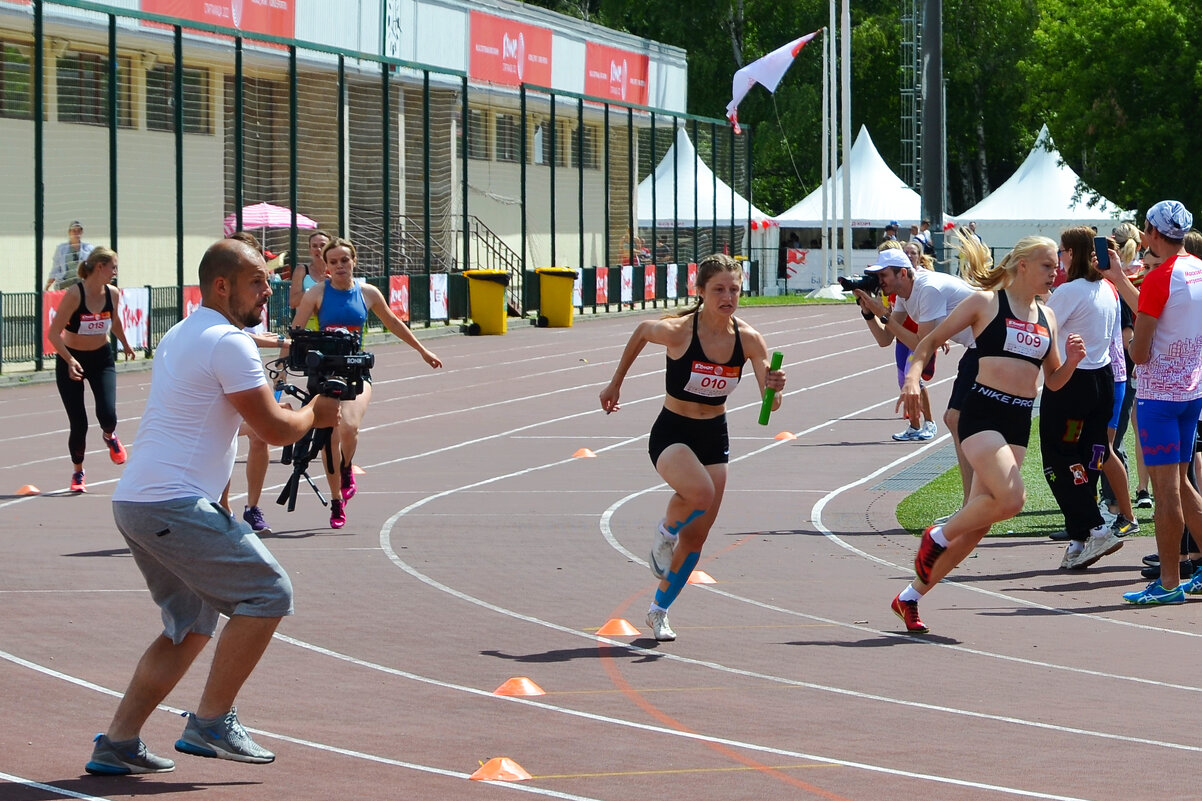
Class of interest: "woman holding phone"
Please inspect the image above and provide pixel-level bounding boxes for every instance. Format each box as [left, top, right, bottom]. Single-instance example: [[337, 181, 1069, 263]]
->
[[1040, 226, 1124, 570]]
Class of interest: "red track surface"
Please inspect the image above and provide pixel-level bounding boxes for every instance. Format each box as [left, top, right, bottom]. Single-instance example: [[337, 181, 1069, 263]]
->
[[1, 306, 1196, 801]]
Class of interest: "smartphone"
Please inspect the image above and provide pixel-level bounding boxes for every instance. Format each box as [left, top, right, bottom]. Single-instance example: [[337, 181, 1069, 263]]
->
[[1094, 235, 1111, 271]]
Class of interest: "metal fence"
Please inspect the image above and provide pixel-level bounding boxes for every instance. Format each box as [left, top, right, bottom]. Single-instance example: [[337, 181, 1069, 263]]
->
[[2, 1, 756, 370]]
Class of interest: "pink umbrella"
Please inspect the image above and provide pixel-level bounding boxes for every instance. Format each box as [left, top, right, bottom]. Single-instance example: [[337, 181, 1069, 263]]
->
[[223, 202, 317, 236]]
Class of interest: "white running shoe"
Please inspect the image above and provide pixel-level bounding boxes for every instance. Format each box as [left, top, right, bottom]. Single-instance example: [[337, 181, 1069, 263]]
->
[[892, 426, 926, 442], [1067, 531, 1124, 569], [922, 420, 937, 437], [649, 521, 677, 580], [646, 609, 676, 641]]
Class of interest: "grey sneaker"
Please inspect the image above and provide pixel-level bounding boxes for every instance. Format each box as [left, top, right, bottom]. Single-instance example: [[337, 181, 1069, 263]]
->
[[243, 505, 272, 535], [1058, 545, 1079, 570], [1068, 531, 1124, 569], [1111, 514, 1140, 537], [649, 520, 677, 580], [646, 609, 676, 642], [86, 733, 176, 775], [175, 707, 275, 763]]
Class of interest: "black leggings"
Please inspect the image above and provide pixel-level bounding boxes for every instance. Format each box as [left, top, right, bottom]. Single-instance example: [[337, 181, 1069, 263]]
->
[[56, 345, 117, 465], [1039, 366, 1113, 541]]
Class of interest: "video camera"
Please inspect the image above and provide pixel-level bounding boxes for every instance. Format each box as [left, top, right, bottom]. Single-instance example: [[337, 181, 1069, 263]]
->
[[274, 329, 375, 512], [836, 272, 881, 295], [284, 328, 374, 403]]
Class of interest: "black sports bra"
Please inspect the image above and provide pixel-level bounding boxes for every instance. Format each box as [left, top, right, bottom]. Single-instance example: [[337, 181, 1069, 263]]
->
[[65, 283, 115, 336], [973, 289, 1051, 367], [665, 315, 745, 406]]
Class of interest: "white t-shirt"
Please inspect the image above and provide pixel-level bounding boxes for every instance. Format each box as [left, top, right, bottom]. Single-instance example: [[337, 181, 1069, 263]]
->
[[1136, 253, 1202, 402], [114, 307, 267, 503], [1045, 278, 1120, 369], [904, 269, 977, 347]]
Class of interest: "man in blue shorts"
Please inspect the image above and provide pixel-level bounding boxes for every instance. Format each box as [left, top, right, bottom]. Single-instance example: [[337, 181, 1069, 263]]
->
[[1101, 200, 1202, 604], [85, 238, 340, 775]]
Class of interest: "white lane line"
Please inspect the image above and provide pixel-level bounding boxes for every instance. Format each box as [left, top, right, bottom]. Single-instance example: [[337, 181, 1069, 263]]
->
[[0, 772, 114, 801], [0, 649, 605, 801], [809, 446, 1202, 640]]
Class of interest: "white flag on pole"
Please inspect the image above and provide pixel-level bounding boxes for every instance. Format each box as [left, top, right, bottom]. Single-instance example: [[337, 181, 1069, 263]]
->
[[725, 30, 820, 134]]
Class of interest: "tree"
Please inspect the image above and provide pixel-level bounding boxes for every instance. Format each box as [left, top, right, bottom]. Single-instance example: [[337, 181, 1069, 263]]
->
[[1022, 0, 1202, 214]]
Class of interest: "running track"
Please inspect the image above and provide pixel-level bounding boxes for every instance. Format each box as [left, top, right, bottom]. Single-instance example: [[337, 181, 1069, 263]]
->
[[0, 306, 1194, 801]]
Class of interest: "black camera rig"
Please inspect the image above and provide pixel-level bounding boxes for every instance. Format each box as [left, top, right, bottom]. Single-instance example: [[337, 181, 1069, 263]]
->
[[836, 271, 881, 295], [272, 328, 375, 512]]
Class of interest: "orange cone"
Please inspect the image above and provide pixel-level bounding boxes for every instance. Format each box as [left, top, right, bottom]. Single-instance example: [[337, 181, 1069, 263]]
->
[[16, 485, 40, 496], [687, 570, 716, 584], [572, 448, 596, 458], [596, 618, 640, 636], [351, 464, 366, 475], [774, 431, 797, 440], [470, 757, 532, 782], [493, 676, 546, 697]]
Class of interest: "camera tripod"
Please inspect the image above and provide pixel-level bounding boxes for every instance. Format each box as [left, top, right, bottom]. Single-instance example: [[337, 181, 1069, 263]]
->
[[277, 423, 335, 512]]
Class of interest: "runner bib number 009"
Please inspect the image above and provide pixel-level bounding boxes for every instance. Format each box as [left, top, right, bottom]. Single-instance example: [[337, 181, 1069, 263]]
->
[[1002, 318, 1049, 360]]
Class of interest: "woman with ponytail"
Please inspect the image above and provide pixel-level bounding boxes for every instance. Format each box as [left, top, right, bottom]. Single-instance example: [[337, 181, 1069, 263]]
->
[[600, 254, 786, 642], [892, 230, 1084, 633]]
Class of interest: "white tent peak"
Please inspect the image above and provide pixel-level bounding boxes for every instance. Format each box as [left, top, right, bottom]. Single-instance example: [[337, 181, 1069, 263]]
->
[[956, 124, 1132, 247], [960, 124, 1123, 220], [637, 127, 769, 227], [772, 125, 921, 227]]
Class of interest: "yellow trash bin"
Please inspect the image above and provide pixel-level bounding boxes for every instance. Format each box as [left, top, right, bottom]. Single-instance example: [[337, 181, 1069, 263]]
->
[[535, 267, 578, 328], [464, 269, 510, 335]]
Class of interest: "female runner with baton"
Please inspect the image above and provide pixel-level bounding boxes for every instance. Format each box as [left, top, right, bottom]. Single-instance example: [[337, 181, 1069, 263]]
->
[[600, 254, 786, 641]]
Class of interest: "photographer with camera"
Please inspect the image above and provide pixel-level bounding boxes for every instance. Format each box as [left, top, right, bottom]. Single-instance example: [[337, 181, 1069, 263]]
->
[[86, 238, 340, 775], [852, 247, 980, 507], [293, 237, 443, 529]]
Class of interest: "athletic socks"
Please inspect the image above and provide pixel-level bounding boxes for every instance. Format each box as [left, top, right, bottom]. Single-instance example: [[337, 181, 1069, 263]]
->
[[898, 584, 922, 603], [1088, 524, 1110, 539], [929, 525, 950, 548]]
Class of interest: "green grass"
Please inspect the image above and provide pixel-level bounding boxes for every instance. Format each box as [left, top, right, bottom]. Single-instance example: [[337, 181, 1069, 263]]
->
[[740, 295, 853, 307], [895, 418, 1154, 539]]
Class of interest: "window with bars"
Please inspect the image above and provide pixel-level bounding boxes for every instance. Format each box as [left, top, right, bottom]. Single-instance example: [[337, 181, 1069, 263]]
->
[[532, 118, 553, 165], [467, 107, 489, 160], [56, 51, 132, 128], [146, 63, 211, 135], [571, 123, 599, 170], [1, 41, 32, 120], [495, 112, 519, 162]]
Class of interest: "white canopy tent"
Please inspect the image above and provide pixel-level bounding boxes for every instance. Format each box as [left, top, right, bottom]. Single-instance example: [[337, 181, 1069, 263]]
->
[[772, 125, 921, 228], [956, 125, 1132, 248], [636, 127, 770, 228]]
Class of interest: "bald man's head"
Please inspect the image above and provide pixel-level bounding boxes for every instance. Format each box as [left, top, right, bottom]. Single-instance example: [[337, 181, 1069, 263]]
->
[[199, 238, 264, 293]]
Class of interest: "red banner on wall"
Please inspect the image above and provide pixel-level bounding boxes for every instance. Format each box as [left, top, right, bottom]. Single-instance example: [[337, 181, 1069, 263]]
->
[[388, 275, 410, 322], [585, 42, 649, 105], [140, 0, 296, 39], [469, 10, 552, 87]]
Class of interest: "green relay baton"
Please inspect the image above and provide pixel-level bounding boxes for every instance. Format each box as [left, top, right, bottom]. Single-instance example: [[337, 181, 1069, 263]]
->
[[758, 351, 784, 426]]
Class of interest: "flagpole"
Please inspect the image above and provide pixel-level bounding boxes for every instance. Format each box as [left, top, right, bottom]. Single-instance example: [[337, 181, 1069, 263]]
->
[[827, 0, 837, 284], [820, 27, 830, 287], [841, 0, 852, 280]]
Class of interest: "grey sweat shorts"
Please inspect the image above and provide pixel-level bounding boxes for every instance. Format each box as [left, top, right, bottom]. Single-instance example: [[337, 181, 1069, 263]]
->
[[112, 497, 294, 644]]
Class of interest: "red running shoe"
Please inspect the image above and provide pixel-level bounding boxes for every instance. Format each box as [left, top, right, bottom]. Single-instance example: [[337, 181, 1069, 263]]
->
[[340, 465, 357, 502], [914, 526, 946, 585], [105, 435, 127, 465], [330, 499, 346, 529], [891, 594, 929, 634], [70, 470, 87, 493]]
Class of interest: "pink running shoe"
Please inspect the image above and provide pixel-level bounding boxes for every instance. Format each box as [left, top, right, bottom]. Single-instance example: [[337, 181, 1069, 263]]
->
[[340, 465, 357, 502], [330, 499, 346, 529]]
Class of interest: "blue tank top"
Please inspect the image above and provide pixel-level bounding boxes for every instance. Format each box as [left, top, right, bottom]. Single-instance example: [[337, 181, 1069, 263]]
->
[[318, 279, 368, 342], [665, 314, 745, 406]]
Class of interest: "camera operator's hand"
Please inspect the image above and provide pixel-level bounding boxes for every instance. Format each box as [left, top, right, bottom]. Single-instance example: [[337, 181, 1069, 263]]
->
[[308, 394, 342, 430], [852, 288, 887, 318]]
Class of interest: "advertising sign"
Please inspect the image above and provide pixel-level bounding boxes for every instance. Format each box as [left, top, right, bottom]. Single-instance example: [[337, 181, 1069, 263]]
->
[[584, 42, 649, 105], [469, 10, 552, 87], [140, 0, 296, 38]]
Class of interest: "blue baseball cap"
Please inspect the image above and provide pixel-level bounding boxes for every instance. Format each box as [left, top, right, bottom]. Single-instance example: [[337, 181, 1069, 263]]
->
[[1146, 200, 1192, 240]]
